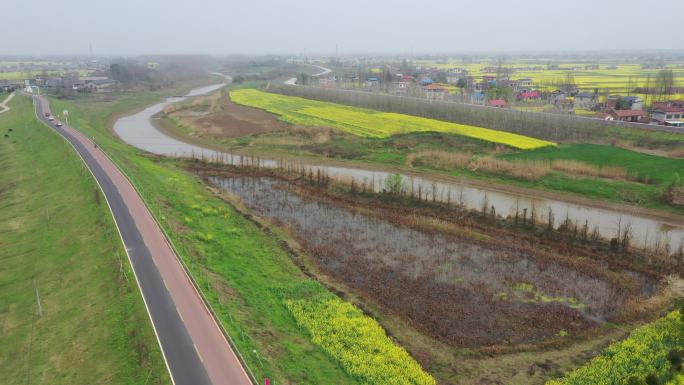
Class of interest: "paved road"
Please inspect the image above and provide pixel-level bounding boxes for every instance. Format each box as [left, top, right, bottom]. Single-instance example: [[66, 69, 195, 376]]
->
[[284, 64, 332, 85], [32, 95, 253, 385]]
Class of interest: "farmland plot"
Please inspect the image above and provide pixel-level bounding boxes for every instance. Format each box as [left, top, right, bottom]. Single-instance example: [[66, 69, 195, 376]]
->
[[230, 89, 555, 149], [210, 176, 656, 348]]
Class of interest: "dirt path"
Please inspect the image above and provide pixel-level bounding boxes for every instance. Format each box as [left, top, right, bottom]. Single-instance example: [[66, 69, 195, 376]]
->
[[33, 95, 253, 385], [0, 93, 15, 114]]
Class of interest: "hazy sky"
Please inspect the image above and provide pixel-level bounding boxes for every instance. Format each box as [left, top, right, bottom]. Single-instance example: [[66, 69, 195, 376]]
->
[[2, 0, 683, 55]]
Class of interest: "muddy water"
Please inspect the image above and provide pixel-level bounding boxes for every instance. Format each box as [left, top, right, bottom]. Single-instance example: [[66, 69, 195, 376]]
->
[[210, 176, 652, 346], [112, 83, 684, 254]]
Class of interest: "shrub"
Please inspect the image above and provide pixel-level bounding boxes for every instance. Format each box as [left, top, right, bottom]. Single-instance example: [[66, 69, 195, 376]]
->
[[384, 173, 405, 195], [646, 373, 662, 385], [667, 349, 682, 370]]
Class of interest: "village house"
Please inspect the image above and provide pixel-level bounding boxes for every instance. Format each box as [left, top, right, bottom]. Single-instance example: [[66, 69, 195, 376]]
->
[[652, 100, 684, 110], [574, 92, 599, 109], [515, 78, 534, 89], [609, 109, 646, 122], [77, 76, 115, 91], [0, 80, 19, 92], [487, 99, 507, 108], [549, 91, 568, 105], [365, 77, 380, 89], [423, 83, 448, 100], [471, 91, 486, 105], [446, 68, 468, 84], [622, 96, 644, 110], [390, 81, 410, 95], [605, 96, 619, 110], [517, 90, 541, 101], [651, 107, 684, 127]]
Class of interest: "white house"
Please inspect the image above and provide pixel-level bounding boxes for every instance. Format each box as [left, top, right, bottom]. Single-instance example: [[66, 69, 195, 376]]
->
[[651, 107, 684, 127]]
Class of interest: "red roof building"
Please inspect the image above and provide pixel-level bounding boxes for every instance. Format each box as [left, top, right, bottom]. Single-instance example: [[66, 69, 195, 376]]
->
[[487, 99, 507, 108], [517, 91, 541, 100], [609, 109, 645, 122], [652, 100, 684, 110]]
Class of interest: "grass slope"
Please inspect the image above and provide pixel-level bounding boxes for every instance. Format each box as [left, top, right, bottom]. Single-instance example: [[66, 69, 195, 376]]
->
[[0, 96, 169, 384]]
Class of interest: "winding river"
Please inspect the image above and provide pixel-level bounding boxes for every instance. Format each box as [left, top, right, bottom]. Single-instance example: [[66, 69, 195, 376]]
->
[[112, 81, 684, 255]]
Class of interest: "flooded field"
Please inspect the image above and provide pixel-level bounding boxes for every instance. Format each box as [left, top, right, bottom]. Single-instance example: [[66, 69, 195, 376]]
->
[[210, 176, 655, 348]]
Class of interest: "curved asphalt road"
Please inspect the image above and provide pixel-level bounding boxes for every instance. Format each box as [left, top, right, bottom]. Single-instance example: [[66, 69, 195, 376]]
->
[[32, 95, 253, 385], [284, 64, 332, 85]]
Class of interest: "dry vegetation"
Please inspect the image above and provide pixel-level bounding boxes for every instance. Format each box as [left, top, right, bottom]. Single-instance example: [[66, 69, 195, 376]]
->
[[408, 150, 634, 182]]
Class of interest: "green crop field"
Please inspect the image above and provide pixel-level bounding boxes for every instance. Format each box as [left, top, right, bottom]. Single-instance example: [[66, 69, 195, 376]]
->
[[47, 85, 434, 385], [0, 96, 169, 384], [230, 88, 556, 149], [503, 144, 684, 185]]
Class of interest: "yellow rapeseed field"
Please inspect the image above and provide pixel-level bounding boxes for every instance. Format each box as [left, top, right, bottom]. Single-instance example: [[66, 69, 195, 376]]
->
[[230, 89, 555, 150], [285, 296, 436, 385]]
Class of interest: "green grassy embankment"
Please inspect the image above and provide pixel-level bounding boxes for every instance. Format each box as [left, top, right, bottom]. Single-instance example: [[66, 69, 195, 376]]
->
[[0, 96, 169, 384]]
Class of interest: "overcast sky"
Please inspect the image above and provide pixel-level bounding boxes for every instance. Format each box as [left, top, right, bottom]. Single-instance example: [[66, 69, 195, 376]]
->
[[2, 0, 683, 56]]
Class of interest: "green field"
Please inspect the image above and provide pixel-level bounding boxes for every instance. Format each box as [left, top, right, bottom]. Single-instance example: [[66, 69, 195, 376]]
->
[[0, 96, 169, 384], [230, 88, 556, 149], [46, 84, 435, 385], [503, 144, 684, 185]]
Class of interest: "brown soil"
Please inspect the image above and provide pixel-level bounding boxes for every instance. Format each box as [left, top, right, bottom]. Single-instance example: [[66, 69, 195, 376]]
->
[[168, 94, 288, 138]]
